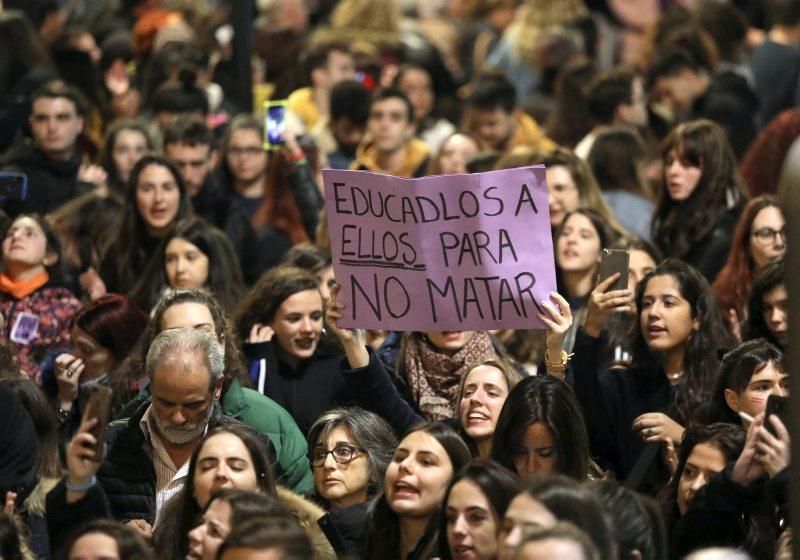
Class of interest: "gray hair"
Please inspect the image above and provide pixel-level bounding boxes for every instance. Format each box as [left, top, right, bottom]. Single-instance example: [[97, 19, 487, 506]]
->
[[306, 407, 398, 500], [146, 327, 224, 391]]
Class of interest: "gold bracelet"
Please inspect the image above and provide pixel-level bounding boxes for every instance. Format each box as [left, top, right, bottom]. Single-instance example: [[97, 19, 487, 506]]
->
[[544, 349, 573, 370]]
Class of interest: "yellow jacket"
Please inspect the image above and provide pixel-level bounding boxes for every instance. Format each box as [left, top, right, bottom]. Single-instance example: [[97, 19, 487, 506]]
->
[[287, 87, 320, 130], [350, 137, 431, 178]]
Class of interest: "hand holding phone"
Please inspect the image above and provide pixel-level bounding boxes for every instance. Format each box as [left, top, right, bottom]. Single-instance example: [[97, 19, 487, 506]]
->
[[765, 394, 789, 437], [0, 172, 28, 202], [598, 249, 630, 291], [82, 385, 113, 460]]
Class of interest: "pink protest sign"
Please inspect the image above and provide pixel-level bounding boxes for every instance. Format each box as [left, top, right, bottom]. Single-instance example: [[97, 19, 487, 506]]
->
[[322, 166, 556, 331]]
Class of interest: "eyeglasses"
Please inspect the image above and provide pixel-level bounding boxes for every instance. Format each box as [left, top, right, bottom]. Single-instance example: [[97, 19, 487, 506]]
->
[[228, 146, 264, 157], [309, 444, 365, 467], [752, 227, 787, 245]]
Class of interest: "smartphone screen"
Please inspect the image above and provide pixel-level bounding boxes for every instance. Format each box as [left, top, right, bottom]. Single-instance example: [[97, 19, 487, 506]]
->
[[0, 172, 28, 201], [83, 385, 113, 460], [266, 103, 286, 149], [598, 249, 630, 292]]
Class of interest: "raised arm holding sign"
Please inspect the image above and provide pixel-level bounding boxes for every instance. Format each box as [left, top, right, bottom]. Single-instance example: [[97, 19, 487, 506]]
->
[[322, 166, 558, 332]]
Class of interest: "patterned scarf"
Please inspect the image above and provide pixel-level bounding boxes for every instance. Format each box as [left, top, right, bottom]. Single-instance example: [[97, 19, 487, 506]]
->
[[404, 331, 497, 421]]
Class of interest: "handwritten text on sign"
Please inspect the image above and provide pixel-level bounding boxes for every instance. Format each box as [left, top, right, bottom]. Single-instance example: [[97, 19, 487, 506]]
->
[[323, 166, 556, 331]]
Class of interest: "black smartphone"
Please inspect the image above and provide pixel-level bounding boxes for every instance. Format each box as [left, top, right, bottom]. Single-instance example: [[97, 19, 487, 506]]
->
[[83, 385, 113, 460], [765, 394, 789, 436], [264, 100, 287, 150], [0, 172, 28, 201], [598, 248, 630, 292]]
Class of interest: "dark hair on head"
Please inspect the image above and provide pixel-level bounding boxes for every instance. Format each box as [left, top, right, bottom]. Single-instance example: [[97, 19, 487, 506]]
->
[[514, 522, 601, 560], [0, 339, 19, 379], [207, 488, 290, 527], [0, 10, 53, 100], [58, 519, 154, 560], [613, 236, 664, 265], [468, 72, 516, 113], [587, 126, 652, 198], [520, 474, 616, 559], [545, 57, 597, 148], [31, 79, 89, 116], [366, 422, 471, 560], [371, 87, 414, 123], [220, 113, 265, 192], [652, 120, 745, 262], [0, 513, 29, 560], [439, 460, 519, 560], [645, 49, 704, 91], [98, 120, 157, 192], [330, 80, 371, 124], [75, 294, 148, 365], [163, 113, 213, 148], [586, 67, 637, 125], [632, 258, 733, 424], [151, 68, 208, 116], [766, 0, 800, 27], [233, 266, 321, 339], [3, 213, 63, 276], [128, 153, 190, 217], [590, 479, 667, 560], [713, 196, 783, 316], [130, 217, 245, 312], [695, 0, 748, 63], [746, 258, 786, 347], [702, 339, 786, 424], [303, 39, 351, 80], [153, 424, 277, 559], [307, 407, 398, 502], [119, 288, 251, 399], [0, 377, 61, 479], [660, 423, 745, 523], [281, 243, 332, 276], [491, 376, 594, 481], [217, 516, 314, 560]]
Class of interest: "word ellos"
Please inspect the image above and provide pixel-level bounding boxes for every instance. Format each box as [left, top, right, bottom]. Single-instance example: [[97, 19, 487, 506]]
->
[[323, 167, 557, 331]]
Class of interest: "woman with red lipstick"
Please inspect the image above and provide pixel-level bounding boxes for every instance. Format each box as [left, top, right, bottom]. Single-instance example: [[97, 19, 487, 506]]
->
[[98, 155, 194, 296], [573, 258, 733, 493], [365, 422, 471, 560], [652, 120, 747, 283], [234, 266, 351, 435], [130, 217, 245, 313], [0, 214, 81, 383]]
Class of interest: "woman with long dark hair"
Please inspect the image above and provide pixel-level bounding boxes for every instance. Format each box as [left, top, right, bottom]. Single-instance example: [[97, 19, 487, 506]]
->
[[98, 154, 194, 295], [97, 119, 156, 194], [746, 259, 787, 349], [490, 375, 598, 481], [652, 120, 747, 282], [439, 460, 519, 560], [234, 266, 350, 435], [713, 196, 786, 333], [130, 217, 245, 312], [365, 422, 471, 560], [574, 258, 733, 491]]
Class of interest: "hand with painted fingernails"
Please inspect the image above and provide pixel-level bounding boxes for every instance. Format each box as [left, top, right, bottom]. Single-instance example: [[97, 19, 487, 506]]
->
[[54, 353, 84, 409]]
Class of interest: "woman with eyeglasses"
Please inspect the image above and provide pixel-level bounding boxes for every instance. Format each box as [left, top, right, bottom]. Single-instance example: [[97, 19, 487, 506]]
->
[[306, 407, 398, 557], [713, 196, 786, 337]]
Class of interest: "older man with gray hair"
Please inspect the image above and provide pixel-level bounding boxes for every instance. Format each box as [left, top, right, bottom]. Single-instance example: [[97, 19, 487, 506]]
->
[[45, 328, 275, 548]]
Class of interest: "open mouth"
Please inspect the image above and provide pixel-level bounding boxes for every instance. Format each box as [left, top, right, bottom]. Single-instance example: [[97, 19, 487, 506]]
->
[[466, 411, 490, 424], [647, 325, 667, 337], [394, 480, 419, 498], [295, 338, 315, 350]]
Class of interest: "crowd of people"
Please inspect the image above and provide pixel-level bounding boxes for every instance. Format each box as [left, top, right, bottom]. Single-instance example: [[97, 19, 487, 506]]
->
[[0, 0, 797, 558]]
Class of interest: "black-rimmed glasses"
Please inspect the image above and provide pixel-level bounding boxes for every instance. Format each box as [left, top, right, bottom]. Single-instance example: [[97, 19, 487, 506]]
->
[[309, 444, 365, 467], [752, 227, 787, 245]]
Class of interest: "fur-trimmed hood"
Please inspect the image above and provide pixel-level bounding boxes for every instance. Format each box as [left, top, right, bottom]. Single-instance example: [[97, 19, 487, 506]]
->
[[277, 486, 336, 559]]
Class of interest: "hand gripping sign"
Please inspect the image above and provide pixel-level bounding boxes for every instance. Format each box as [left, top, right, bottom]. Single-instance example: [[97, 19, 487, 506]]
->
[[323, 166, 556, 331]]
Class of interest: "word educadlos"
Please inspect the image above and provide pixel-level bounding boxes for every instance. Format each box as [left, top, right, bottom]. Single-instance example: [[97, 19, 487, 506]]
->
[[323, 166, 557, 331]]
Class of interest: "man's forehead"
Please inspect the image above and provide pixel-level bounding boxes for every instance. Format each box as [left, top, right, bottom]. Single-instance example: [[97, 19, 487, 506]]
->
[[32, 96, 78, 114]]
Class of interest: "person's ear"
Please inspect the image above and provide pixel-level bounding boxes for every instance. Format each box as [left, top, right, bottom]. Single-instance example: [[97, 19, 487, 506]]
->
[[692, 316, 700, 332], [724, 388, 740, 413], [213, 375, 223, 401], [404, 121, 415, 140], [43, 250, 58, 267]]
